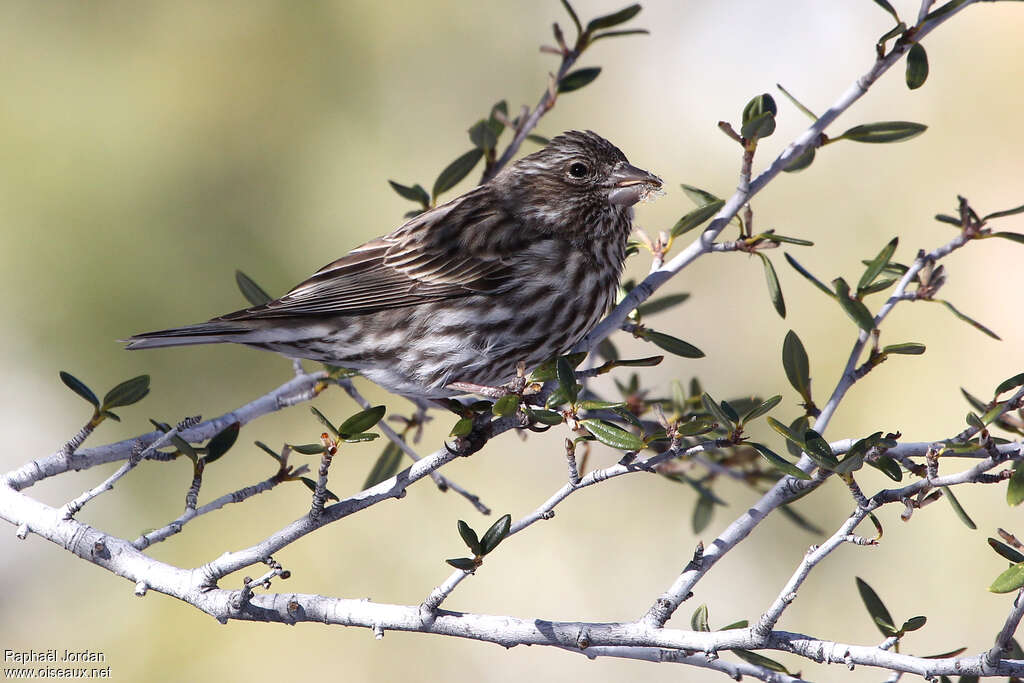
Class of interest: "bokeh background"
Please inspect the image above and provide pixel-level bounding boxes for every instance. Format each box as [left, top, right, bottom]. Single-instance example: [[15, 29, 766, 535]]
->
[[2, 1, 1023, 680]]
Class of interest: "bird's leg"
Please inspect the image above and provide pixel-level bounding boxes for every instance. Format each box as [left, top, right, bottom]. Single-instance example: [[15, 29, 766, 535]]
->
[[445, 361, 540, 402]]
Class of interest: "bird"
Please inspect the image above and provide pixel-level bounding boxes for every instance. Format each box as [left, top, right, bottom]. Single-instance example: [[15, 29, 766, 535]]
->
[[125, 130, 662, 399]]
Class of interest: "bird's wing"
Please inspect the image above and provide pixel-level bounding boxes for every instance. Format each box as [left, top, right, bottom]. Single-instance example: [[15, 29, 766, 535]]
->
[[218, 187, 527, 320]]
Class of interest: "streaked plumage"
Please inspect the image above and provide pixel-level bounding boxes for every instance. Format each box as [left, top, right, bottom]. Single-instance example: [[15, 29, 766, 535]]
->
[[126, 131, 662, 398]]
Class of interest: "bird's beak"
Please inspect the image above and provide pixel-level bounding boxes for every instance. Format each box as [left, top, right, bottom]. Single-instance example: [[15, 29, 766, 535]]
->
[[607, 162, 663, 207]]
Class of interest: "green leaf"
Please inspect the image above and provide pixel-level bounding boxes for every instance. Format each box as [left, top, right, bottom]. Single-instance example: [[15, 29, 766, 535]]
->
[[643, 330, 705, 358], [990, 562, 1024, 594], [290, 443, 326, 455], [468, 119, 498, 151], [803, 429, 839, 470], [923, 0, 969, 24], [1008, 462, 1024, 506], [983, 203, 1024, 220], [784, 252, 836, 298], [446, 557, 477, 571], [492, 394, 520, 417], [59, 371, 99, 408], [741, 111, 776, 141], [203, 422, 239, 465], [338, 405, 386, 438], [988, 537, 1024, 564], [522, 407, 564, 426], [585, 3, 641, 32], [991, 232, 1024, 244], [676, 417, 715, 437], [670, 199, 724, 238], [458, 520, 482, 555], [731, 649, 792, 674], [871, 0, 900, 22], [102, 375, 151, 410], [760, 232, 814, 246], [342, 433, 379, 443], [692, 496, 714, 534], [934, 213, 962, 226], [782, 330, 812, 402], [679, 183, 720, 207], [589, 28, 650, 42], [530, 352, 587, 382], [859, 277, 898, 295], [882, 342, 926, 355], [171, 434, 197, 461], [235, 270, 273, 306], [776, 83, 818, 121], [757, 253, 786, 318], [558, 67, 601, 93], [766, 416, 805, 450], [783, 146, 815, 173], [934, 299, 1001, 340], [581, 419, 645, 451], [254, 440, 282, 463], [480, 513, 512, 554], [833, 278, 876, 331], [691, 604, 710, 632], [742, 395, 782, 424], [901, 615, 927, 633], [560, 0, 582, 34], [363, 442, 403, 489], [869, 455, 903, 481], [701, 392, 734, 430], [750, 442, 811, 480], [387, 180, 430, 207], [941, 486, 976, 529], [858, 237, 899, 293], [310, 406, 340, 437], [526, 134, 549, 146], [557, 356, 579, 404], [856, 577, 897, 637], [906, 43, 929, 89], [298, 476, 338, 501], [432, 149, 484, 199], [837, 121, 927, 143], [636, 293, 691, 317], [742, 93, 778, 125], [720, 620, 750, 630], [450, 417, 474, 438], [611, 355, 664, 367]]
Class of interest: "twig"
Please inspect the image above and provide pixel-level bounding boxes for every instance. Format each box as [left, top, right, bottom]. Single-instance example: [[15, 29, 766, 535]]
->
[[338, 379, 490, 514], [985, 588, 1024, 667], [60, 418, 197, 520]]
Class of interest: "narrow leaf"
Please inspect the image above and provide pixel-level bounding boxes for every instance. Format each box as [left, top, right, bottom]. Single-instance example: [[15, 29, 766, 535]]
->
[[59, 371, 99, 408], [991, 232, 1024, 245], [868, 455, 903, 481], [363, 442, 403, 489], [557, 356, 580, 404], [446, 557, 477, 571], [701, 392, 734, 430], [935, 300, 1001, 340], [387, 180, 430, 206], [585, 3, 641, 32], [803, 429, 839, 470], [558, 67, 601, 93], [235, 270, 273, 306], [1008, 462, 1024, 506], [750, 442, 811, 480], [338, 405, 386, 438], [203, 422, 240, 465], [757, 253, 786, 318], [432, 149, 484, 199], [871, 0, 901, 23], [990, 562, 1024, 594], [776, 82, 818, 120], [102, 375, 151, 410], [581, 419, 644, 451], [941, 486, 976, 529], [906, 43, 929, 89], [670, 199, 724, 237], [644, 330, 705, 358], [856, 577, 897, 637], [468, 119, 498, 151], [988, 537, 1024, 563], [858, 237, 899, 293], [742, 395, 783, 424], [480, 513, 512, 554], [837, 121, 927, 143], [530, 351, 587, 382], [731, 649, 792, 674], [692, 496, 714, 534], [679, 183, 720, 206], [691, 604, 710, 632], [784, 252, 836, 298], [983, 203, 1024, 220], [492, 394, 520, 417], [458, 520, 482, 555], [636, 293, 691, 317], [833, 278, 876, 331], [882, 342, 926, 355], [310, 406, 340, 437], [782, 330, 812, 401]]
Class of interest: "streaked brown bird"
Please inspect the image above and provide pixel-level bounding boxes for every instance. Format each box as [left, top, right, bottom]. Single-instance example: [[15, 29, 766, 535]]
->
[[126, 131, 662, 398]]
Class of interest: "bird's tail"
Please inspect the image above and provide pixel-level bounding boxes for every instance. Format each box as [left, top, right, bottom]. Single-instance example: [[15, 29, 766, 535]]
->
[[122, 321, 259, 350]]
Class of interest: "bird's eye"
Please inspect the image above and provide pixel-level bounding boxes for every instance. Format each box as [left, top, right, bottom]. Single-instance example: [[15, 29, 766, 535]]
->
[[568, 161, 590, 178]]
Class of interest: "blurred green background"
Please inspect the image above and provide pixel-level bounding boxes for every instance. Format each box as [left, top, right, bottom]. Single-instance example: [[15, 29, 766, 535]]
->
[[2, 1, 1023, 680]]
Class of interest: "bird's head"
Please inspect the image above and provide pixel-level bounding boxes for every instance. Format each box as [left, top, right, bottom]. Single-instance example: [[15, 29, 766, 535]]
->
[[494, 130, 663, 239]]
